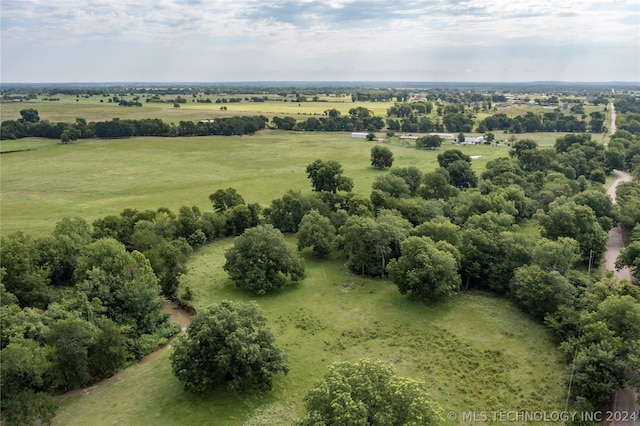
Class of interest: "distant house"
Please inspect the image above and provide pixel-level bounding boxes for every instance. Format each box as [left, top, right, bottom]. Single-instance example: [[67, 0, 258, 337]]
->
[[461, 136, 486, 145], [351, 132, 368, 139], [199, 119, 215, 123]]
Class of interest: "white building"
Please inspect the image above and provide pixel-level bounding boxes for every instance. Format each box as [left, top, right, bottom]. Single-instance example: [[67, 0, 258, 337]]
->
[[461, 136, 486, 145], [351, 132, 369, 139]]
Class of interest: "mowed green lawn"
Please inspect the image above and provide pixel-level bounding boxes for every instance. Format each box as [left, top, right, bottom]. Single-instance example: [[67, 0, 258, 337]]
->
[[0, 132, 511, 236], [52, 239, 567, 426]]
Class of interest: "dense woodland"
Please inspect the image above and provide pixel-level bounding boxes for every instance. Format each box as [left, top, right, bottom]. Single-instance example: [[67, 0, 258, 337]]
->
[[1, 85, 640, 425]]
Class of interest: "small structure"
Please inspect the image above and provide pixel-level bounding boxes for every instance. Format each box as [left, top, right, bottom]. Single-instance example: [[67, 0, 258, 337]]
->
[[351, 132, 368, 139], [461, 136, 486, 145], [429, 133, 455, 140], [399, 134, 419, 140], [199, 119, 215, 123]]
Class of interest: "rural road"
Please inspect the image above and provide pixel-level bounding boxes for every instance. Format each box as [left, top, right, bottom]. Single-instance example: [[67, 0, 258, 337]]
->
[[605, 170, 632, 281], [605, 101, 639, 425]]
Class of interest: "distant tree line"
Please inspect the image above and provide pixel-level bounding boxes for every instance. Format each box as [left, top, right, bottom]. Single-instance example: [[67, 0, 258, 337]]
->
[[476, 110, 605, 133], [1, 109, 268, 140]]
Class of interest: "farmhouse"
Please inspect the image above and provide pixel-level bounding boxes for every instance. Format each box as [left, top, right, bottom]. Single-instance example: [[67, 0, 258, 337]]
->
[[460, 136, 486, 145]]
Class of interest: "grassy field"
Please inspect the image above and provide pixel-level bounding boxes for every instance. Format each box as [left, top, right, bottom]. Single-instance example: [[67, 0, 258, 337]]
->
[[0, 95, 390, 123], [1, 132, 512, 236], [52, 238, 567, 426], [1, 125, 571, 425]]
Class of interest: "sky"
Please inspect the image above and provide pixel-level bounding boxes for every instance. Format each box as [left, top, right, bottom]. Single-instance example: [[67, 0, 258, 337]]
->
[[1, 0, 639, 83]]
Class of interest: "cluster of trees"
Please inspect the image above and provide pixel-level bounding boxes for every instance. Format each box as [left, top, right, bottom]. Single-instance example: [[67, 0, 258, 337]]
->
[[1, 217, 181, 424], [616, 181, 640, 282], [615, 96, 640, 136], [198, 131, 639, 417], [0, 110, 268, 140], [273, 107, 386, 132], [3, 93, 618, 143], [476, 111, 597, 133]]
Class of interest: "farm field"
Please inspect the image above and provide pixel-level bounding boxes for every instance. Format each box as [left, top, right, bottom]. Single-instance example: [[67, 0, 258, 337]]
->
[[1, 131, 514, 236], [52, 238, 567, 426], [1, 126, 571, 425], [0, 95, 390, 123]]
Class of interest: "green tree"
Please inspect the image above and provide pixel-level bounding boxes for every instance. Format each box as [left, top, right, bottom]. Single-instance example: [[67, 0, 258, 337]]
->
[[265, 190, 330, 233], [74, 237, 131, 283], [370, 145, 394, 168], [387, 236, 461, 302], [45, 318, 95, 390], [224, 203, 261, 236], [437, 149, 471, 169], [19, 108, 40, 123], [296, 210, 336, 258], [0, 232, 51, 308], [1, 338, 50, 403], [88, 317, 128, 379], [510, 265, 574, 320], [297, 358, 443, 426], [339, 211, 411, 277], [420, 169, 459, 200], [412, 217, 461, 246], [415, 135, 442, 150], [616, 241, 640, 282], [306, 159, 354, 193], [60, 128, 81, 144], [0, 390, 57, 426], [208, 187, 245, 213], [224, 225, 305, 294], [536, 200, 608, 262], [446, 160, 478, 189], [531, 237, 580, 275], [371, 174, 411, 198], [170, 301, 289, 393], [390, 167, 422, 196]]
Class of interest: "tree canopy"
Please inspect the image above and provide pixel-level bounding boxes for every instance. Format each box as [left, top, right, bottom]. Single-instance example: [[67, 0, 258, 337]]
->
[[170, 301, 289, 393], [370, 145, 394, 169], [224, 225, 305, 294], [297, 358, 444, 426], [306, 159, 354, 193], [387, 236, 461, 302]]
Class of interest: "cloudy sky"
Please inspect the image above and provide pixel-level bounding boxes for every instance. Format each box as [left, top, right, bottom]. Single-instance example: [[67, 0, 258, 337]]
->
[[1, 0, 638, 83]]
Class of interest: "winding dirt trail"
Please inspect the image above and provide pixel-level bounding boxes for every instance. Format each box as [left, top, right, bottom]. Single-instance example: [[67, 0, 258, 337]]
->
[[55, 300, 193, 402], [605, 170, 633, 282]]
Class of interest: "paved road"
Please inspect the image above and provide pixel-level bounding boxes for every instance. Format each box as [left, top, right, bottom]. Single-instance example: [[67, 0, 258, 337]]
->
[[611, 103, 617, 135], [605, 136, 639, 423]]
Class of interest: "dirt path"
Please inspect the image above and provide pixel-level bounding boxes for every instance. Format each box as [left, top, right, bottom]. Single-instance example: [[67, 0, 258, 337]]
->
[[611, 103, 617, 135], [605, 167, 640, 424], [55, 300, 193, 402], [605, 170, 633, 281]]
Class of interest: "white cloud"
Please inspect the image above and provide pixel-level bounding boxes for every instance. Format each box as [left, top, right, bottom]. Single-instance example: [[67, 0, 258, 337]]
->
[[1, 0, 638, 81]]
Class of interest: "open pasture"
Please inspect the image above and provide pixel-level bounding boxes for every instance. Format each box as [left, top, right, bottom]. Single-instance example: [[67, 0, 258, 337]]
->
[[0, 132, 512, 236], [0, 94, 391, 123], [1, 124, 570, 425], [52, 239, 567, 426]]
